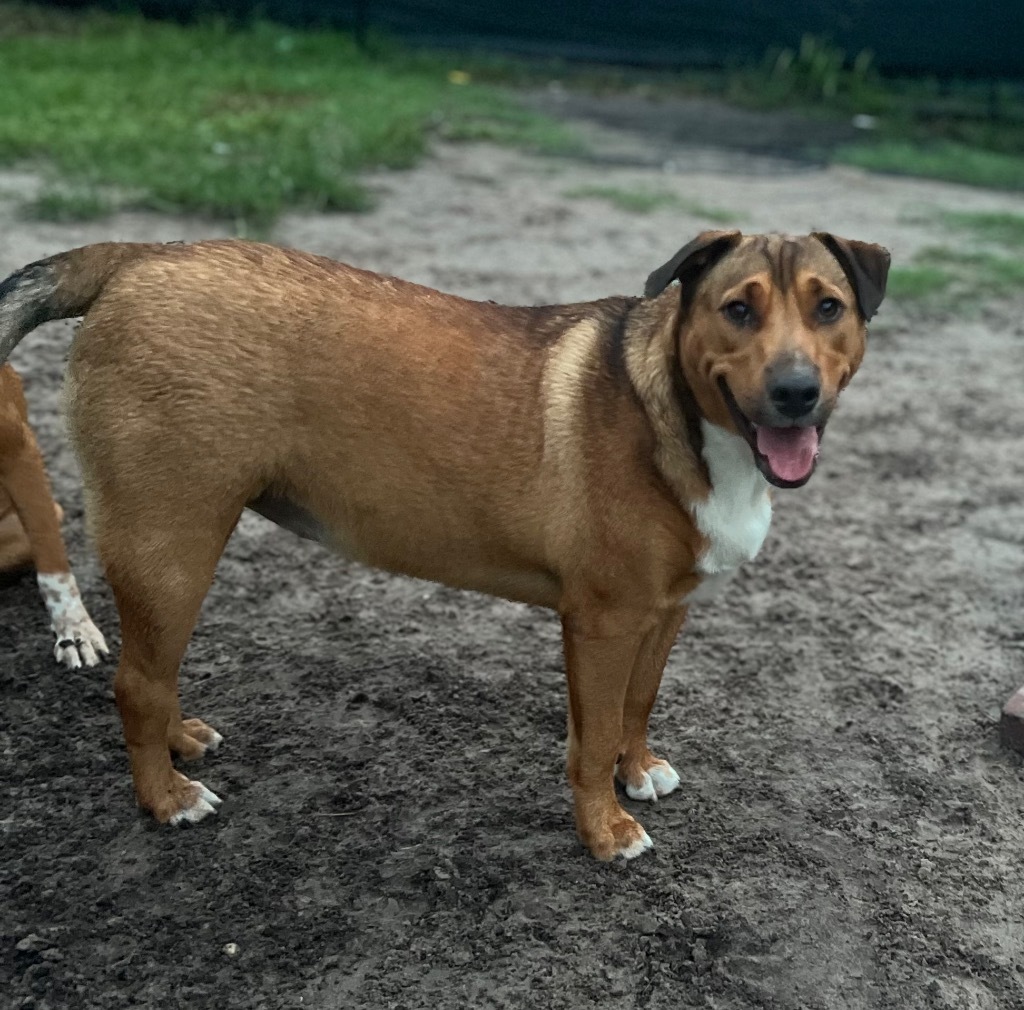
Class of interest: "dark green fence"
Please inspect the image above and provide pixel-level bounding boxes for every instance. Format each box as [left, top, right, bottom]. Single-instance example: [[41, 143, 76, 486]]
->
[[37, 1, 1024, 77]]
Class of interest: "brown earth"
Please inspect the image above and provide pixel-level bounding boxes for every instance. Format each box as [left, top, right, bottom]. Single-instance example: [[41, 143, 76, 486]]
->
[[3, 95, 1024, 1010]]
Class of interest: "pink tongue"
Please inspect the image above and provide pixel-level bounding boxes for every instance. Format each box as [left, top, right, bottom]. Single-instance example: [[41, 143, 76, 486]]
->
[[755, 426, 820, 482]]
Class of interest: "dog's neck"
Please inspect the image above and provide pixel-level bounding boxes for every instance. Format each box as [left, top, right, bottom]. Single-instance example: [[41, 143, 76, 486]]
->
[[668, 354, 708, 481], [623, 299, 717, 508]]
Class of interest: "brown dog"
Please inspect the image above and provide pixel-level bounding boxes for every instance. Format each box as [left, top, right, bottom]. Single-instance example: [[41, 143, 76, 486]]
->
[[0, 362, 107, 668], [0, 231, 888, 859]]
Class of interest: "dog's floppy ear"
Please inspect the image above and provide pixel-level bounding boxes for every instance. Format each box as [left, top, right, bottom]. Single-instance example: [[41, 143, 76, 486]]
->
[[813, 232, 891, 321], [644, 230, 742, 299]]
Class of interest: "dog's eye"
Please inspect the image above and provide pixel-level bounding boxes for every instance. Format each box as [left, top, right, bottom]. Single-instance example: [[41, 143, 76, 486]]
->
[[723, 300, 752, 324], [817, 298, 843, 322]]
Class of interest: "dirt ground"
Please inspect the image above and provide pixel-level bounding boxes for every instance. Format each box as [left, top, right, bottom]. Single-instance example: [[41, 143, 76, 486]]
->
[[4, 94, 1024, 1010]]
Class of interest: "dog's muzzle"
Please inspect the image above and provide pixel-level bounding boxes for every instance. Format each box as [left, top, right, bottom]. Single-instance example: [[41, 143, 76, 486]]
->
[[718, 374, 827, 489]]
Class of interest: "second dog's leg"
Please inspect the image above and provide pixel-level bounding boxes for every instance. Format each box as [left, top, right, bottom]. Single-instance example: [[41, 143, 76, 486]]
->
[[0, 507, 33, 572], [615, 607, 686, 802], [0, 431, 107, 668]]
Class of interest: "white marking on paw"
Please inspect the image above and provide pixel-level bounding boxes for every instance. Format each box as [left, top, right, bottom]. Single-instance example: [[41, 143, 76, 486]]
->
[[205, 730, 224, 752], [647, 762, 681, 798], [617, 760, 681, 802], [38, 572, 109, 669], [624, 771, 658, 802], [169, 782, 223, 826], [619, 829, 654, 860]]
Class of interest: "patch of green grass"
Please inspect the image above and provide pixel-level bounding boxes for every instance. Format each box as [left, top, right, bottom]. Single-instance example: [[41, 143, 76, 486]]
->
[[439, 99, 584, 155], [918, 247, 1024, 296], [0, 5, 576, 226], [889, 245, 1024, 312], [734, 33, 881, 108], [886, 265, 954, 301], [564, 186, 741, 222], [452, 35, 1024, 195], [677, 201, 743, 225], [939, 210, 1024, 249], [565, 185, 680, 213], [21, 187, 114, 222], [836, 141, 1024, 192]]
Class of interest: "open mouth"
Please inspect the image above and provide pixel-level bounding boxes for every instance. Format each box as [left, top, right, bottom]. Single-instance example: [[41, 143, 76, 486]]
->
[[717, 377, 823, 489]]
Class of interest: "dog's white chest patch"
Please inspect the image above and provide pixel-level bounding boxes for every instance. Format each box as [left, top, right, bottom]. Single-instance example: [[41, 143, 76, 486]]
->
[[685, 421, 771, 604]]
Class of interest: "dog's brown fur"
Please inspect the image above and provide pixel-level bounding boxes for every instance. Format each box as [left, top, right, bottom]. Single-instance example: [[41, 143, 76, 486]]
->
[[0, 365, 66, 572], [0, 231, 888, 859], [0, 362, 107, 668]]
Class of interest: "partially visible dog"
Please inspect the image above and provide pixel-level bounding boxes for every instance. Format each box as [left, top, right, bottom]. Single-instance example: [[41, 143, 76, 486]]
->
[[0, 231, 888, 858], [0, 362, 107, 668]]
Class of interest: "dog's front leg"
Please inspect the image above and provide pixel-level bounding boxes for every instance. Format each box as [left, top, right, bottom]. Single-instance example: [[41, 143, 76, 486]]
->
[[561, 610, 660, 860], [616, 607, 687, 802]]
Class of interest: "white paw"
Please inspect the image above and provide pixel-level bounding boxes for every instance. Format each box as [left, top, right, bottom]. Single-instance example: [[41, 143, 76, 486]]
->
[[38, 572, 109, 669], [648, 761, 681, 797], [52, 615, 109, 669], [618, 829, 654, 860], [169, 782, 223, 826], [620, 760, 681, 803]]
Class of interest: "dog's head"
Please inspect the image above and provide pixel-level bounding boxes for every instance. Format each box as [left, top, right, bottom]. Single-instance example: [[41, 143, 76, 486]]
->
[[646, 230, 890, 488]]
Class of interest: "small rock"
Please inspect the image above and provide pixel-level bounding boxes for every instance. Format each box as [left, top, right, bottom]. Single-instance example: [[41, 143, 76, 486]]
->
[[15, 935, 49, 954], [634, 914, 659, 935], [223, 942, 239, 957]]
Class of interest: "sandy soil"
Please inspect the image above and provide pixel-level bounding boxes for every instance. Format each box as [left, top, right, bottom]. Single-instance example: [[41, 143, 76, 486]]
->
[[3, 95, 1024, 1010]]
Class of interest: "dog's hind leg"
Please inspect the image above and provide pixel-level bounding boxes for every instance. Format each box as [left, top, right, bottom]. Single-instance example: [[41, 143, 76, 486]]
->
[[615, 608, 686, 802], [98, 498, 242, 825]]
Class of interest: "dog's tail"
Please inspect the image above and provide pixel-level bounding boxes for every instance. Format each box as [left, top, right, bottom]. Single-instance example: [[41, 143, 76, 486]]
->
[[0, 243, 158, 365]]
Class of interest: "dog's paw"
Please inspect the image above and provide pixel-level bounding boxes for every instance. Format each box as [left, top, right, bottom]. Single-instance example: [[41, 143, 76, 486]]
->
[[168, 779, 223, 826], [576, 796, 655, 861], [618, 827, 654, 860], [38, 572, 109, 669], [52, 616, 109, 669], [172, 718, 224, 761], [584, 814, 654, 861], [617, 758, 680, 803]]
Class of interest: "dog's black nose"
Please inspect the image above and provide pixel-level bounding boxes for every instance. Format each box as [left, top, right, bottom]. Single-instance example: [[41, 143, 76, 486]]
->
[[768, 366, 820, 420]]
